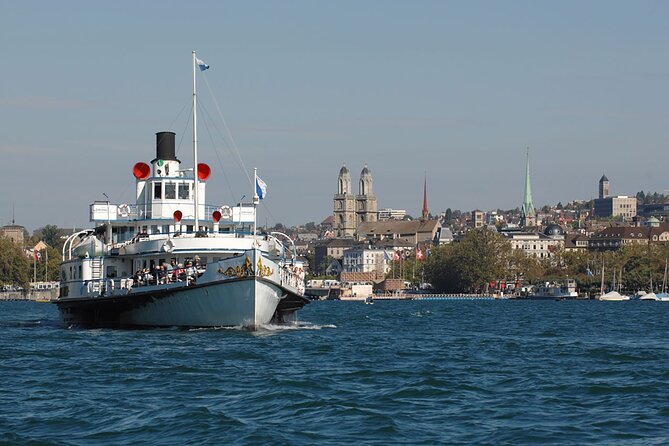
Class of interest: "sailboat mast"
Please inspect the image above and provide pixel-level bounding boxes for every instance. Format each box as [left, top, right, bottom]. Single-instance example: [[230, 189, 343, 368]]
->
[[600, 256, 605, 296], [192, 51, 200, 232]]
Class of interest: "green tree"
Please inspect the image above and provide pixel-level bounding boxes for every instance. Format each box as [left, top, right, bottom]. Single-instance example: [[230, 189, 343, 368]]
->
[[425, 228, 512, 293], [0, 238, 30, 289], [39, 224, 62, 250], [317, 255, 335, 277], [30, 245, 61, 282], [508, 249, 544, 283], [443, 208, 453, 225]]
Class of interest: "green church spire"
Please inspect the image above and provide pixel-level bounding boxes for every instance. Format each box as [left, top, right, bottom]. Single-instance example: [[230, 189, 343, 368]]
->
[[521, 148, 536, 227]]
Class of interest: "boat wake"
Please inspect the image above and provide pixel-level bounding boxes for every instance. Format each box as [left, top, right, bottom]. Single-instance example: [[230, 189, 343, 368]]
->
[[0, 319, 44, 328], [410, 310, 433, 318], [187, 322, 336, 333], [0, 319, 63, 329], [257, 322, 337, 331]]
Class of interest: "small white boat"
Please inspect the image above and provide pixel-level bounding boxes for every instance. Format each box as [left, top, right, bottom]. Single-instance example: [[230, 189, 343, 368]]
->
[[639, 292, 659, 301], [527, 279, 578, 300], [598, 291, 630, 301]]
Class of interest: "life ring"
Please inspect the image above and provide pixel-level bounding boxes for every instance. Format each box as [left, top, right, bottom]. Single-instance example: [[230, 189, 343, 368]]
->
[[117, 203, 130, 217], [161, 239, 174, 252], [220, 205, 232, 219]]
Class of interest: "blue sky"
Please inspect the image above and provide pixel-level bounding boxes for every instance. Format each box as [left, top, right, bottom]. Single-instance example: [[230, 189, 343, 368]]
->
[[1, 1, 668, 231]]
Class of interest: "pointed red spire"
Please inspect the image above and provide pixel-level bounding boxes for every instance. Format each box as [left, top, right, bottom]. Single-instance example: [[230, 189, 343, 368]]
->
[[422, 174, 429, 221]]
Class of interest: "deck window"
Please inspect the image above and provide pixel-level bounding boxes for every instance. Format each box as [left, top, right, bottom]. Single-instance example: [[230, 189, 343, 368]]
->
[[165, 183, 176, 199], [154, 183, 162, 199], [178, 183, 190, 200]]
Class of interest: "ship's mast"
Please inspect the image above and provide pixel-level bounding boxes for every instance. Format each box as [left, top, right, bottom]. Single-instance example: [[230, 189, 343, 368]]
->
[[192, 51, 200, 232], [253, 167, 258, 244]]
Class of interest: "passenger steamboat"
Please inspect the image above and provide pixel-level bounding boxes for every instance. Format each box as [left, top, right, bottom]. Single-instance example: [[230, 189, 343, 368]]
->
[[55, 52, 308, 328]]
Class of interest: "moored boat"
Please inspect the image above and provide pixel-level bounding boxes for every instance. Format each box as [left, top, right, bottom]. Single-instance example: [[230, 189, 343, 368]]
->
[[639, 291, 659, 301], [527, 278, 579, 300], [54, 52, 309, 328], [598, 291, 630, 301]]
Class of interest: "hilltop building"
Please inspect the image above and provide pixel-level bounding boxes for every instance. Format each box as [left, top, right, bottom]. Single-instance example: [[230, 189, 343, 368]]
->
[[599, 174, 610, 199], [471, 210, 485, 229], [588, 223, 669, 251], [592, 175, 637, 220], [333, 164, 378, 237], [0, 220, 25, 246]]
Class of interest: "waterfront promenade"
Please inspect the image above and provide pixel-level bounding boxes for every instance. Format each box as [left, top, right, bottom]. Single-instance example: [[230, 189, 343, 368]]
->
[[0, 290, 57, 302], [341, 293, 498, 301]]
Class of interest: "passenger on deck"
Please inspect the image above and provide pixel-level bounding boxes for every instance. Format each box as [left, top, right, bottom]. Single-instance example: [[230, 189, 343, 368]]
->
[[185, 261, 196, 284], [174, 263, 185, 282]]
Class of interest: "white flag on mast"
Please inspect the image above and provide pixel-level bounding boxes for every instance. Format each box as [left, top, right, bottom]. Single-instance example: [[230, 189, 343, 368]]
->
[[196, 57, 210, 71], [256, 177, 267, 200]]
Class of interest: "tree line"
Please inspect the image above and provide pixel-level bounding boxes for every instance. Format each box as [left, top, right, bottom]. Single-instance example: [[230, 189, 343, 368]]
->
[[395, 228, 669, 295], [0, 225, 63, 289]]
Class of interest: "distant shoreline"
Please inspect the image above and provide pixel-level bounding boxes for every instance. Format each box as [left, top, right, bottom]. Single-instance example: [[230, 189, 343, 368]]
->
[[0, 290, 57, 302]]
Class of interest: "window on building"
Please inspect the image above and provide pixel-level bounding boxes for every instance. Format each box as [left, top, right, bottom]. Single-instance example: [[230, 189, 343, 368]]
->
[[154, 182, 162, 199]]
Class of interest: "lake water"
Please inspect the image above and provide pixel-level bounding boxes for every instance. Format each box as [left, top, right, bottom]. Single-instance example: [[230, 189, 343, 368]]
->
[[1, 299, 668, 445]]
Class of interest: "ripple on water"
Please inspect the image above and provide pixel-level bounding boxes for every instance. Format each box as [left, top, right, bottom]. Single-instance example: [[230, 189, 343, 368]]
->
[[1, 300, 669, 445]]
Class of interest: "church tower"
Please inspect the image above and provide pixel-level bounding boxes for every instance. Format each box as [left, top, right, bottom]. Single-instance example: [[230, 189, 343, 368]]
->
[[334, 165, 356, 237], [356, 164, 378, 226], [599, 174, 609, 199], [421, 175, 429, 221], [520, 149, 536, 228]]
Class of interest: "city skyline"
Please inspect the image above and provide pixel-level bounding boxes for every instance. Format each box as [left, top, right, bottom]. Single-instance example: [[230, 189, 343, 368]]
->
[[2, 1, 668, 231]]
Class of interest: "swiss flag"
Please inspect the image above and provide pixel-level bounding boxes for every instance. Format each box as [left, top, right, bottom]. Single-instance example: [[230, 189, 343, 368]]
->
[[393, 250, 400, 261], [416, 247, 424, 261], [34, 250, 42, 263]]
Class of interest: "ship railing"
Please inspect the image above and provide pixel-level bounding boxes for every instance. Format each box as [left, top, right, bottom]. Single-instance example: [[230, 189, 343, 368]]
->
[[129, 267, 202, 287], [82, 267, 206, 298], [93, 203, 239, 223], [279, 263, 306, 295]]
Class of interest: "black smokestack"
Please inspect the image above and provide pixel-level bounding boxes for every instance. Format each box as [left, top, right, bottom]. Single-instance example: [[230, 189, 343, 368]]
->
[[153, 131, 180, 163]]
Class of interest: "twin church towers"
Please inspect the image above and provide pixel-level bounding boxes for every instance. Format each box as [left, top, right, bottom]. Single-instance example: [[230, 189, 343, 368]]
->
[[333, 164, 378, 237]]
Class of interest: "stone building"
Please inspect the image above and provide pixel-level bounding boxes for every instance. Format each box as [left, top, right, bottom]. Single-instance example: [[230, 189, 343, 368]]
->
[[0, 222, 25, 246], [593, 175, 637, 220], [334, 164, 377, 237], [471, 210, 485, 229], [599, 174, 610, 199], [503, 224, 565, 259], [588, 224, 669, 251], [342, 247, 393, 279]]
